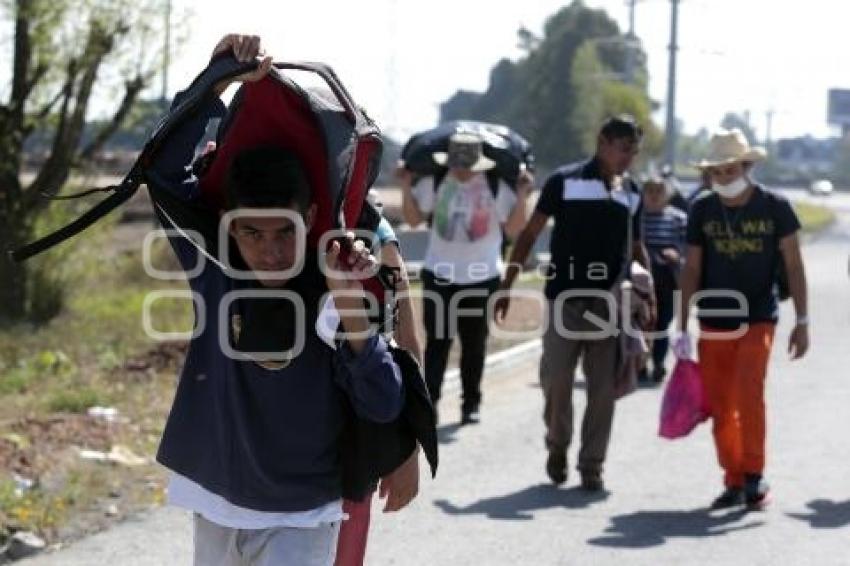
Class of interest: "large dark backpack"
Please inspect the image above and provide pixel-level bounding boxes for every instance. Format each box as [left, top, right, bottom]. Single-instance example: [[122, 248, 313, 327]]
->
[[401, 120, 535, 190], [11, 54, 382, 261]]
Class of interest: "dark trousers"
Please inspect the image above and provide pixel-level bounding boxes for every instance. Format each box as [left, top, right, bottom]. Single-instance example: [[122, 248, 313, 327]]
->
[[651, 265, 678, 369], [421, 270, 500, 412]]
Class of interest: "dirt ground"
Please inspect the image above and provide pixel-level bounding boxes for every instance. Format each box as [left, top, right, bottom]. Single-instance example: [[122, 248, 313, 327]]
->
[[0, 278, 544, 555]]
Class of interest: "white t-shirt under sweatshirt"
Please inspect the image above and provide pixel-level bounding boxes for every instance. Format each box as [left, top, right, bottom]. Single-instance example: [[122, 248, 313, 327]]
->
[[167, 300, 351, 530]]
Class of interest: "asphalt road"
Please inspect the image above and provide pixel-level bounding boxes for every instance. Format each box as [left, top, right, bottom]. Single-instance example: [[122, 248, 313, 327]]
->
[[20, 205, 850, 566], [364, 207, 850, 565]]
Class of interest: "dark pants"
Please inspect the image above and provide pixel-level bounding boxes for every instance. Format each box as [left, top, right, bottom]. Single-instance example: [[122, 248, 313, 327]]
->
[[651, 265, 678, 369], [421, 270, 500, 413]]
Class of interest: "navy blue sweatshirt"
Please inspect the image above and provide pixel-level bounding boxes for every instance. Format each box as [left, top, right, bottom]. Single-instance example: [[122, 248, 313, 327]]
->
[[148, 92, 404, 512]]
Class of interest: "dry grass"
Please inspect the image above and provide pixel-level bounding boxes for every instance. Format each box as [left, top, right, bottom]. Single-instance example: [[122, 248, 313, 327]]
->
[[793, 201, 836, 233], [0, 223, 188, 543]]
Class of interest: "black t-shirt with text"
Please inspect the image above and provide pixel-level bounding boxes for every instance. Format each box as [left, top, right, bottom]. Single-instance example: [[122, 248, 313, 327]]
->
[[686, 186, 800, 330]]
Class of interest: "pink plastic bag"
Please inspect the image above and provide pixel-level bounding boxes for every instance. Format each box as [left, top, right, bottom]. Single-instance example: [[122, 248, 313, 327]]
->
[[658, 359, 710, 439]]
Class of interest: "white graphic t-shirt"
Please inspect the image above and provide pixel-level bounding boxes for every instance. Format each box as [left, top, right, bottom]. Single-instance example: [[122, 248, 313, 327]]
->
[[413, 173, 516, 284]]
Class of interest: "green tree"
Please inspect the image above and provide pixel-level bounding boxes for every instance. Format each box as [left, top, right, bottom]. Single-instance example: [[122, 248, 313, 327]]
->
[[600, 81, 661, 160], [439, 90, 480, 123], [720, 112, 758, 144], [569, 42, 606, 156], [437, 0, 657, 170], [676, 127, 710, 171], [0, 0, 175, 325], [568, 42, 659, 156]]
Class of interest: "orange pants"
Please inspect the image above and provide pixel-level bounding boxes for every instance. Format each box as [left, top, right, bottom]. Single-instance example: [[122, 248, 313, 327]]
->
[[698, 323, 775, 488]]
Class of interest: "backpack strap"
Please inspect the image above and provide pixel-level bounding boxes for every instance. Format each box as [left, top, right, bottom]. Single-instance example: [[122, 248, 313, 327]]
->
[[613, 183, 636, 288], [765, 188, 791, 301], [10, 54, 258, 264], [10, 170, 142, 263], [422, 169, 449, 228], [624, 190, 634, 280], [425, 168, 504, 227], [485, 169, 501, 198], [433, 168, 448, 192], [433, 168, 502, 195]]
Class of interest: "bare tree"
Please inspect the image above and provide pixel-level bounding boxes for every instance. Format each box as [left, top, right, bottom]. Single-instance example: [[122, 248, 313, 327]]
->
[[0, 0, 177, 325]]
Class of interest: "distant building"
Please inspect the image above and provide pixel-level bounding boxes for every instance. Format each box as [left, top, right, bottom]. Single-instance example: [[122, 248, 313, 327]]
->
[[774, 136, 839, 179], [828, 88, 850, 136]]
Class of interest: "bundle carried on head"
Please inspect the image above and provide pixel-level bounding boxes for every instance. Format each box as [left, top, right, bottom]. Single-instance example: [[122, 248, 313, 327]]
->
[[399, 120, 535, 189]]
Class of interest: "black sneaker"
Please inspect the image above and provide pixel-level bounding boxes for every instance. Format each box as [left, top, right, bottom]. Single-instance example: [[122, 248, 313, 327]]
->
[[460, 408, 480, 425], [580, 470, 605, 492], [710, 486, 744, 510], [651, 365, 666, 384], [744, 475, 771, 510], [545, 451, 567, 485], [637, 368, 650, 384]]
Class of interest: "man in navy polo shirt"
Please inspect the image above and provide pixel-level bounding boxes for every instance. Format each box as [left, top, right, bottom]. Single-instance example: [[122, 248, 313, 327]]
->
[[496, 115, 652, 491]]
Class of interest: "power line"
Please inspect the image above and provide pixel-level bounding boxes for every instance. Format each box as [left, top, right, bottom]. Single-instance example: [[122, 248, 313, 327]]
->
[[624, 0, 638, 83]]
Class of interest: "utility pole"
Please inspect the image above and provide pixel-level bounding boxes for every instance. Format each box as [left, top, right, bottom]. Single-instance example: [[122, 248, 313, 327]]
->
[[765, 109, 775, 147], [161, 0, 171, 103], [663, 0, 680, 171], [385, 0, 399, 137], [624, 0, 638, 84]]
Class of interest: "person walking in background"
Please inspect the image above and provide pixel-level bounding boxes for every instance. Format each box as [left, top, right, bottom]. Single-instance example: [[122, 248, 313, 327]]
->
[[398, 133, 532, 425], [675, 128, 810, 510], [640, 170, 687, 384], [687, 168, 714, 208], [495, 115, 653, 491], [660, 164, 689, 212]]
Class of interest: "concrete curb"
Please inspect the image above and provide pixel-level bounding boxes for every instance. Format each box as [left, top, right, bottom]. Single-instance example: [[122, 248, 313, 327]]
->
[[442, 338, 542, 394]]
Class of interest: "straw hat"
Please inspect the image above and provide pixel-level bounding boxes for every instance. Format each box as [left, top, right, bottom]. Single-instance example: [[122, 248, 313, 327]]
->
[[695, 128, 767, 169], [433, 133, 496, 172]]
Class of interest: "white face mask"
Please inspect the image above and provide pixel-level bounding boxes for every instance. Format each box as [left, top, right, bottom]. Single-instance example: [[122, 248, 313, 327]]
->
[[712, 176, 749, 199]]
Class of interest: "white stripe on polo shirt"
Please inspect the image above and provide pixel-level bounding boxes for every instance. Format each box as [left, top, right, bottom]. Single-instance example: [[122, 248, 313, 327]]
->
[[562, 179, 608, 201], [562, 178, 640, 213]]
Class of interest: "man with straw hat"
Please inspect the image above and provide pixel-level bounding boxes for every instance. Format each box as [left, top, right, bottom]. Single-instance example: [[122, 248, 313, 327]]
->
[[398, 132, 533, 425], [674, 128, 810, 510]]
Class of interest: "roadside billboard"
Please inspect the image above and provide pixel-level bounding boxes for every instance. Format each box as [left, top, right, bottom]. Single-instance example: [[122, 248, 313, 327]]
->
[[828, 89, 850, 126]]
